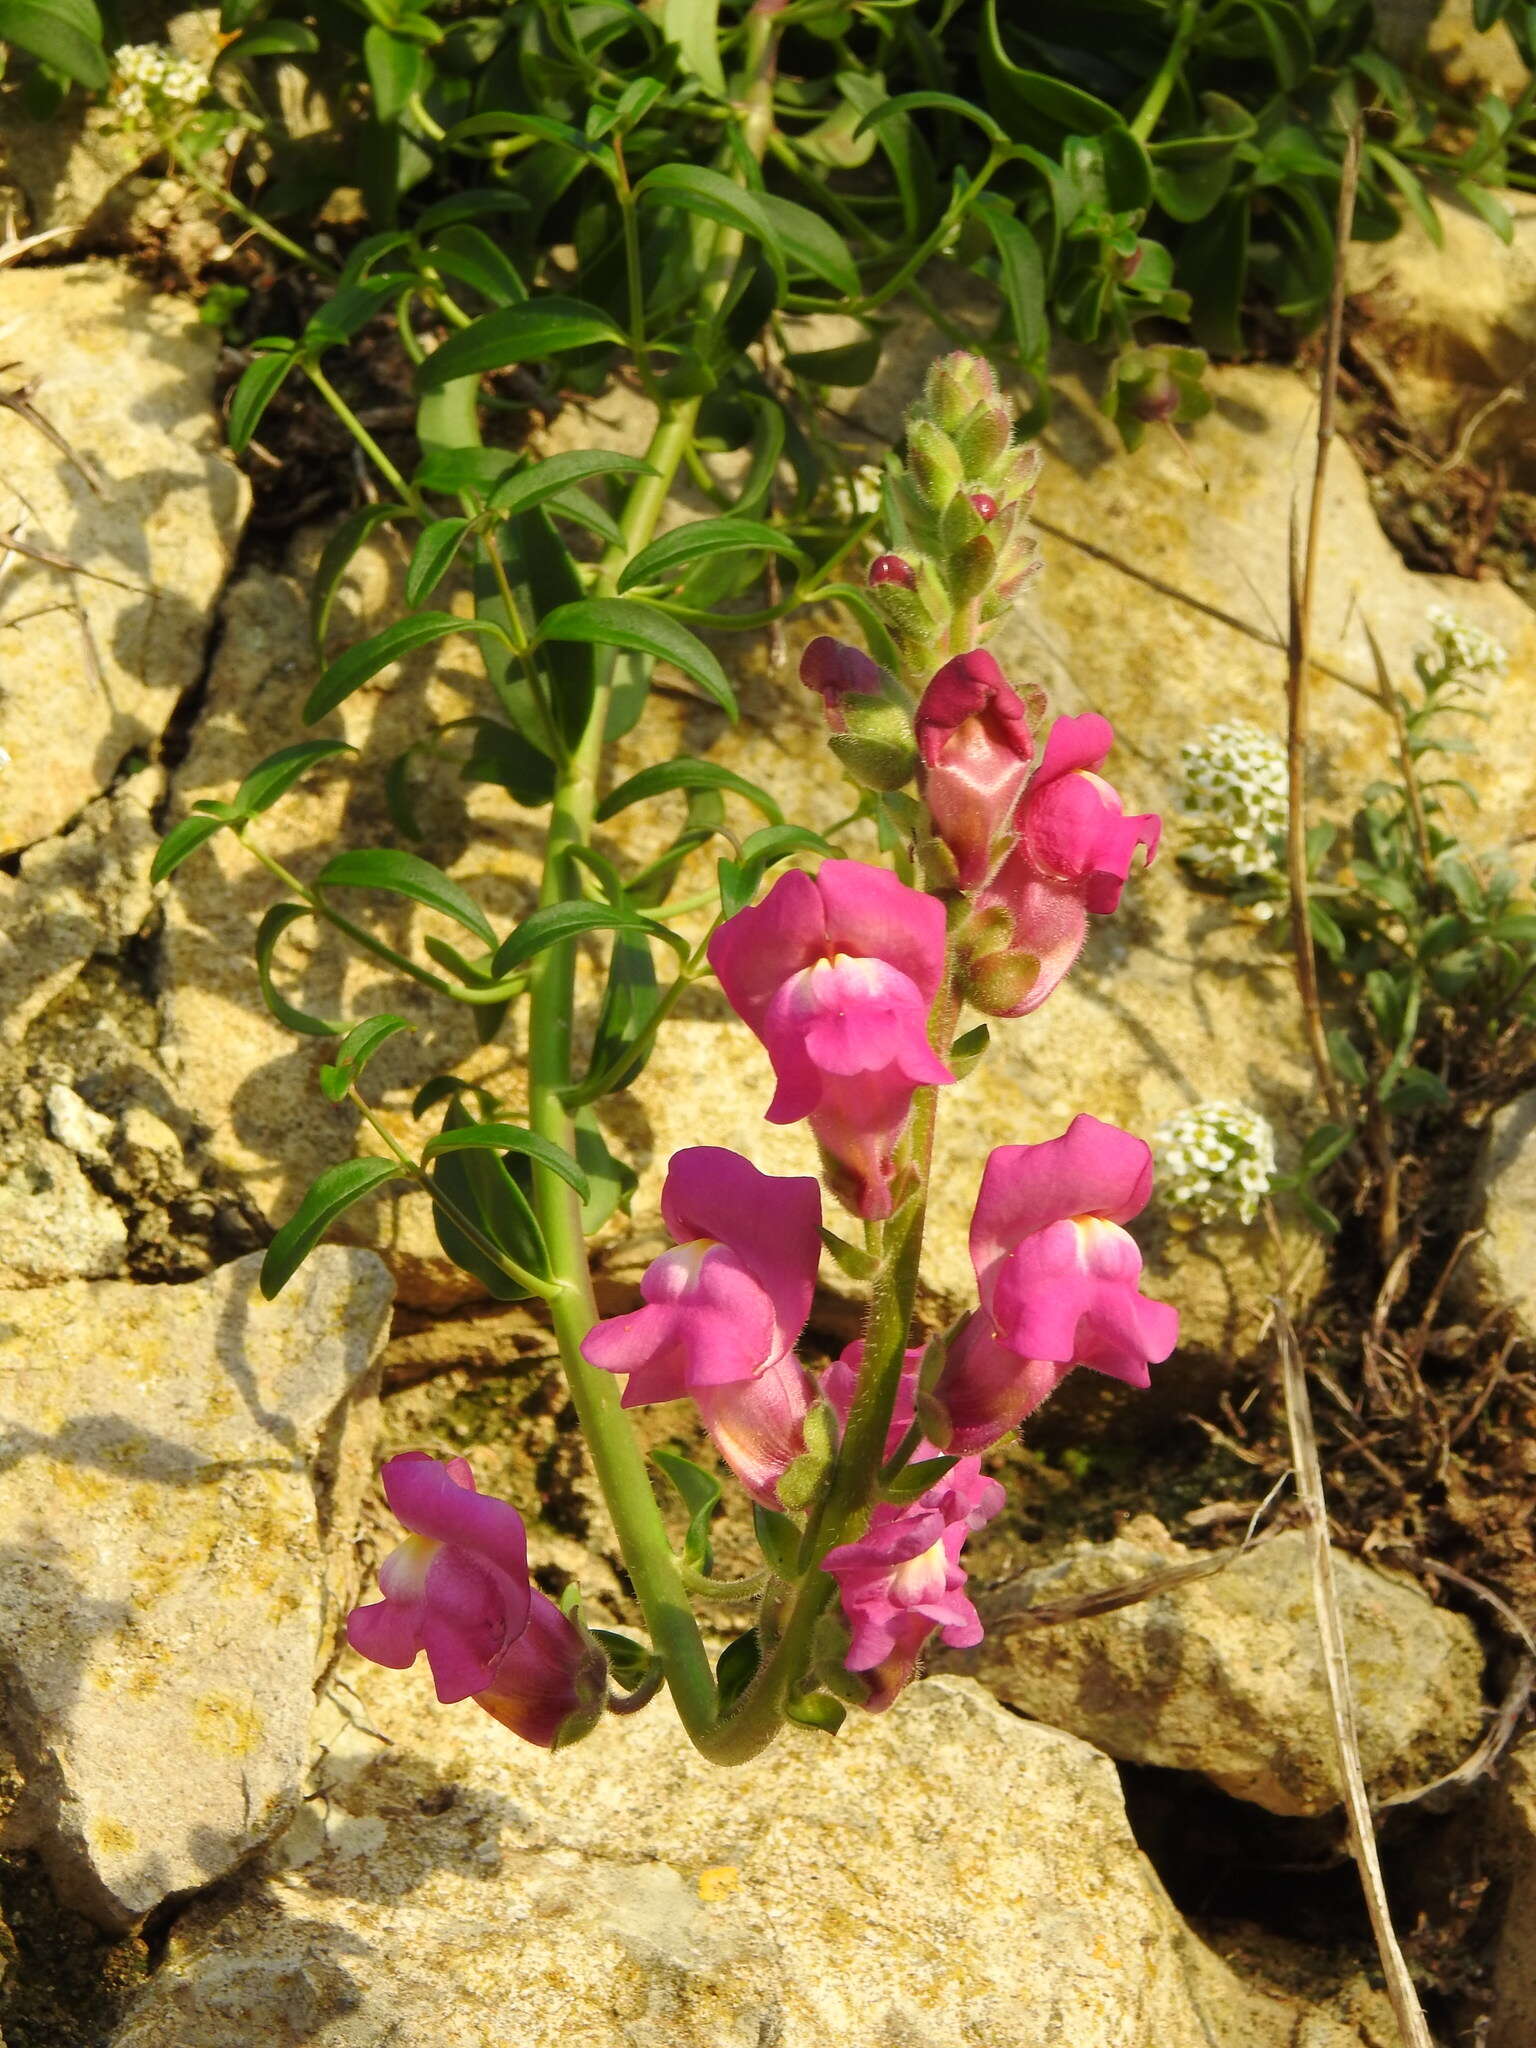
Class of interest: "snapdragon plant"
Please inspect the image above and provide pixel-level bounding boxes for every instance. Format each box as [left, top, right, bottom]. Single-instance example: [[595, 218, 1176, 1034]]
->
[[156, 18, 1177, 1761]]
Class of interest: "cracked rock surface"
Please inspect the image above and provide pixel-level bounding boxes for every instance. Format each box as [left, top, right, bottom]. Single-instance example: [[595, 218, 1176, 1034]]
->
[[0, 1249, 392, 1929], [110, 1669, 1394, 2048]]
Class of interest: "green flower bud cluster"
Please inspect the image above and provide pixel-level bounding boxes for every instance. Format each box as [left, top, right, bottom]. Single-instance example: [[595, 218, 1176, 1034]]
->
[[870, 353, 1042, 682], [1101, 345, 1212, 453]]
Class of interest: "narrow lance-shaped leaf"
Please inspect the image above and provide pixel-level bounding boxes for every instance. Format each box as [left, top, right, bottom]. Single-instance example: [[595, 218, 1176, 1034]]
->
[[261, 1157, 404, 1297], [309, 502, 407, 656], [316, 848, 497, 946], [228, 345, 297, 455], [421, 1121, 590, 1200], [304, 612, 508, 723], [537, 598, 736, 718], [617, 516, 805, 594], [415, 298, 624, 393], [490, 901, 686, 978], [255, 903, 346, 1038], [151, 811, 233, 885], [596, 757, 783, 825], [318, 1013, 413, 1103], [234, 740, 356, 818]]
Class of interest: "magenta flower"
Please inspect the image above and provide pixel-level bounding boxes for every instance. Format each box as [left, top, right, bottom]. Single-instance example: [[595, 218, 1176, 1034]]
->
[[694, 1351, 817, 1509], [580, 1147, 821, 1406], [966, 714, 1160, 1017], [928, 1115, 1178, 1450], [800, 634, 891, 734], [707, 860, 954, 1218], [822, 1456, 1003, 1712], [914, 649, 1036, 889], [346, 1451, 533, 1703], [347, 1453, 606, 1748], [474, 1589, 608, 1751]]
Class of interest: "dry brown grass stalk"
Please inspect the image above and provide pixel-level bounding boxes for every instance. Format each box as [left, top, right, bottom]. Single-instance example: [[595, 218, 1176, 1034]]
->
[[1276, 1302, 1435, 2048]]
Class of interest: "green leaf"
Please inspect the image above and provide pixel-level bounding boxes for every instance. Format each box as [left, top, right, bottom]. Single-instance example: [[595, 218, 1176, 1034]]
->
[[302, 275, 414, 353], [304, 612, 506, 723], [1326, 1027, 1369, 1089], [782, 330, 884, 385], [413, 190, 531, 235], [752, 1504, 801, 1578], [415, 446, 519, 495], [489, 901, 684, 979], [456, 717, 557, 807], [255, 903, 345, 1038], [427, 1094, 549, 1300], [425, 223, 526, 307], [819, 1224, 880, 1280], [415, 299, 624, 392], [570, 928, 659, 1103], [219, 20, 319, 57], [1300, 1121, 1355, 1173], [1178, 193, 1249, 356], [590, 1628, 654, 1689], [317, 847, 496, 946], [596, 756, 783, 825], [660, 0, 724, 93], [715, 1630, 760, 1712], [260, 1157, 404, 1298], [234, 740, 356, 819], [854, 91, 1004, 145], [422, 1121, 589, 1199], [309, 503, 407, 656], [228, 346, 296, 455], [617, 516, 804, 594], [786, 1692, 846, 1735], [0, 0, 108, 87], [635, 164, 786, 284], [755, 192, 860, 296], [151, 811, 231, 885], [1380, 1066, 1452, 1115], [949, 1021, 990, 1079], [653, 1446, 722, 1576], [1453, 179, 1514, 244], [538, 599, 735, 718], [318, 1012, 413, 1102], [572, 1106, 639, 1235], [486, 448, 652, 520], [1367, 146, 1443, 248], [980, 0, 1115, 136], [364, 24, 423, 123], [405, 518, 473, 606], [976, 195, 1048, 366], [882, 1456, 959, 1505]]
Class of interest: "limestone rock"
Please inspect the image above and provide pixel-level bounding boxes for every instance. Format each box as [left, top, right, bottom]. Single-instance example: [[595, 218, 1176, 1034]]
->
[[0, 1106, 128, 1286], [112, 1669, 1379, 2048], [949, 1517, 1486, 1817], [1469, 1090, 1536, 1341], [1489, 1733, 1536, 2048], [1347, 187, 1536, 480], [0, 261, 247, 854], [0, 767, 164, 1043], [0, 1249, 393, 1929]]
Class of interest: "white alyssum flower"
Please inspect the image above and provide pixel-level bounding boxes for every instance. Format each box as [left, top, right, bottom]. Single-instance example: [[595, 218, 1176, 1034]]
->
[[1154, 1100, 1277, 1226], [109, 44, 207, 127], [1423, 605, 1508, 689], [1178, 720, 1288, 883]]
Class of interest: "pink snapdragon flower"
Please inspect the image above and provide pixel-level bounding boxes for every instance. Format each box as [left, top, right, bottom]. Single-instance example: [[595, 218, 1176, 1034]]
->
[[346, 1452, 605, 1748], [928, 1115, 1178, 1450], [580, 1148, 821, 1406], [821, 1455, 1004, 1712], [694, 1351, 817, 1510], [914, 649, 1037, 888], [966, 714, 1160, 1017], [708, 860, 954, 1218]]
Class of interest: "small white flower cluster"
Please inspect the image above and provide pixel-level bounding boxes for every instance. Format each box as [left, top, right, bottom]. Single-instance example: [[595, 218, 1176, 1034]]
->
[[1154, 1100, 1277, 1226], [833, 464, 885, 522], [1178, 720, 1288, 883], [109, 44, 207, 128], [1423, 605, 1508, 689]]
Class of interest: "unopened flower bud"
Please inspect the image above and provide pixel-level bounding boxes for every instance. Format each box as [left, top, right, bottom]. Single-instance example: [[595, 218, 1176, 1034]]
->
[[906, 419, 966, 508], [958, 944, 1041, 1017], [800, 634, 898, 734], [953, 402, 1013, 478], [869, 553, 916, 589], [968, 491, 998, 522]]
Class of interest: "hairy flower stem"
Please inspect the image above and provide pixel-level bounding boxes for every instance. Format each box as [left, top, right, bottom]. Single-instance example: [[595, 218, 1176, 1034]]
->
[[524, 10, 786, 1760]]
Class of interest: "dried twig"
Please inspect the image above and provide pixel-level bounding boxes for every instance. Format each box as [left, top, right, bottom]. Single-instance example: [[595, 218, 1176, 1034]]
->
[[1284, 119, 1361, 1131], [0, 369, 108, 496], [1276, 1304, 1435, 2048], [982, 1477, 1291, 1631]]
